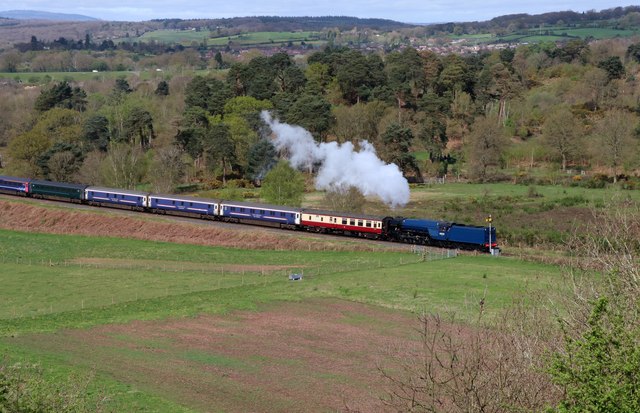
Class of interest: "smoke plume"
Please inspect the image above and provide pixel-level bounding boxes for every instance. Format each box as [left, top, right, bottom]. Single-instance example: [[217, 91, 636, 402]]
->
[[261, 111, 410, 208]]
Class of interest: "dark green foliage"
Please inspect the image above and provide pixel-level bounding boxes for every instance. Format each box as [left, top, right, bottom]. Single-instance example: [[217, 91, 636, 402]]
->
[[270, 52, 306, 94], [154, 80, 169, 96], [438, 54, 474, 95], [203, 123, 235, 183], [626, 42, 640, 63], [335, 51, 386, 103], [552, 39, 590, 63], [499, 47, 515, 64], [113, 78, 132, 94], [286, 94, 333, 140], [34, 81, 86, 112], [310, 47, 386, 103], [121, 107, 155, 148], [386, 47, 425, 109], [549, 298, 640, 413], [176, 127, 205, 160], [380, 123, 420, 176], [185, 76, 231, 116], [82, 114, 110, 152], [597, 56, 626, 80], [246, 139, 277, 182], [214, 51, 224, 68], [175, 107, 210, 159], [36, 142, 84, 180]]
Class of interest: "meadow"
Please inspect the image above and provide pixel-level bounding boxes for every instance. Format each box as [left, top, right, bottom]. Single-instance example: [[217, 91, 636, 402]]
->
[[450, 26, 640, 44], [0, 194, 564, 411], [0, 69, 222, 84], [133, 30, 320, 47]]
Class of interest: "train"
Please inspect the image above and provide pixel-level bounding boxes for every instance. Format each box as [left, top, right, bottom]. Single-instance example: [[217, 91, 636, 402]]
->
[[0, 175, 498, 252]]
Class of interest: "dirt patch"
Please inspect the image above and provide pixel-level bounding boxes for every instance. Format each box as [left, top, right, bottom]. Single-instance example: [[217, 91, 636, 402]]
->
[[0, 200, 378, 252], [71, 257, 307, 273], [9, 299, 433, 412]]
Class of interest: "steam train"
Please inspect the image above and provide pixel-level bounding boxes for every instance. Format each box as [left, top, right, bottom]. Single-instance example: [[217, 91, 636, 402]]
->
[[0, 175, 498, 252]]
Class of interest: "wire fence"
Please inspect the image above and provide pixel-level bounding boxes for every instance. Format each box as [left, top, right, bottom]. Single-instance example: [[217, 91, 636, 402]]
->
[[0, 247, 458, 319]]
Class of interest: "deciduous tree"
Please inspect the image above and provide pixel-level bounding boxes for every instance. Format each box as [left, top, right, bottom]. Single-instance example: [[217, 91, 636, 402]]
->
[[261, 160, 305, 206], [543, 106, 582, 171], [593, 109, 636, 182], [466, 115, 508, 181]]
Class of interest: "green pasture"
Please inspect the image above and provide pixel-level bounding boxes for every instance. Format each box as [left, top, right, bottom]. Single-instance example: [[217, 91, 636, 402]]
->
[[0, 225, 563, 411], [137, 29, 214, 44], [134, 30, 319, 47], [0, 227, 562, 336], [0, 69, 222, 84], [0, 71, 158, 83], [450, 26, 640, 45], [208, 31, 318, 46]]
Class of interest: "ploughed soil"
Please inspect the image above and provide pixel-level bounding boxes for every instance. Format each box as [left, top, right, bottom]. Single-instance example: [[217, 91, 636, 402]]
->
[[8, 299, 440, 412], [0, 199, 379, 252]]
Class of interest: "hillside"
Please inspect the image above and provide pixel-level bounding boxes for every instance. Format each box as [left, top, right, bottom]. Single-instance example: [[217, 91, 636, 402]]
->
[[0, 9, 99, 21]]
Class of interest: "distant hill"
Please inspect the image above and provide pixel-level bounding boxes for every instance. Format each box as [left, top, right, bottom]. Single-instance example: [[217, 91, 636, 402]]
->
[[0, 10, 99, 21], [151, 16, 411, 31]]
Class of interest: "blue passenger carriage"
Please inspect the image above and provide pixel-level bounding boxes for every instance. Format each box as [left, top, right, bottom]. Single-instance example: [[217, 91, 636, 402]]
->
[[0, 175, 31, 196], [148, 194, 219, 218], [219, 200, 300, 228], [85, 186, 149, 210]]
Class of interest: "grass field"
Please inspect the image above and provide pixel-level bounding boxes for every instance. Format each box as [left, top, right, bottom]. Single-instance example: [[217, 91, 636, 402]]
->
[[451, 26, 640, 45], [133, 30, 320, 47], [0, 212, 563, 411], [0, 69, 223, 84]]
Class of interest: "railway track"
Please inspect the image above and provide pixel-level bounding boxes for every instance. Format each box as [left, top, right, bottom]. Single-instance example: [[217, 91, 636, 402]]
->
[[0, 193, 417, 251]]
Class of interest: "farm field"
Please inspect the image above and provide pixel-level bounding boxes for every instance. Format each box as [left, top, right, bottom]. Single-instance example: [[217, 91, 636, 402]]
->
[[450, 26, 640, 44], [0, 69, 222, 84], [133, 30, 321, 47], [0, 192, 564, 411]]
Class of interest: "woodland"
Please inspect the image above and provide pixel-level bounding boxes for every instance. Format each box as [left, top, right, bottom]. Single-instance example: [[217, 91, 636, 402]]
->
[[1, 33, 639, 195]]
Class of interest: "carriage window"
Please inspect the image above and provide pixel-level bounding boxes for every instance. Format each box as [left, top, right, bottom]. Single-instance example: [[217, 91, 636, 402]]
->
[[350, 219, 355, 225], [261, 210, 265, 214], [342, 218, 347, 225], [240, 208, 245, 213], [358, 220, 363, 226], [320, 217, 323, 222], [366, 222, 371, 228]]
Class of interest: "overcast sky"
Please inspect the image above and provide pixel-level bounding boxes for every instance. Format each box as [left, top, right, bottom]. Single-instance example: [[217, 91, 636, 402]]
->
[[1, 1, 636, 23]]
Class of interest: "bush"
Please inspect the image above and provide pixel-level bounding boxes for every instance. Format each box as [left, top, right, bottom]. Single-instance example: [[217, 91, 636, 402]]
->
[[527, 185, 543, 198], [558, 195, 588, 207], [0, 360, 106, 412]]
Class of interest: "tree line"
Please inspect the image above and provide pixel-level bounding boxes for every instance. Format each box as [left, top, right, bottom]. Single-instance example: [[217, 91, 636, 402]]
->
[[1, 36, 640, 198]]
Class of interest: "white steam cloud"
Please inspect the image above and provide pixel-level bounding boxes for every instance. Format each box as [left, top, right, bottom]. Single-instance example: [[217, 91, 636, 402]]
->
[[261, 111, 410, 208]]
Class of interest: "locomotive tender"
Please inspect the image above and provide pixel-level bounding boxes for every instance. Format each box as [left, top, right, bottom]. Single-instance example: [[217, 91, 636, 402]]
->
[[0, 175, 497, 252]]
